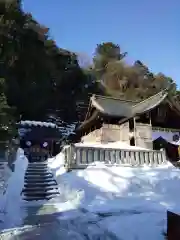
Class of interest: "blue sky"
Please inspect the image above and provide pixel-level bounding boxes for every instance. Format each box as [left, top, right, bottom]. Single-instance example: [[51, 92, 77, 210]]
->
[[23, 0, 180, 87]]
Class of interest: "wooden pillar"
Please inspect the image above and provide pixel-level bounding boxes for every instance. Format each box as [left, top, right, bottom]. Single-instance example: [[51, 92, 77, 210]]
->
[[149, 111, 152, 125], [149, 111, 153, 150], [133, 117, 136, 146], [51, 139, 53, 157]]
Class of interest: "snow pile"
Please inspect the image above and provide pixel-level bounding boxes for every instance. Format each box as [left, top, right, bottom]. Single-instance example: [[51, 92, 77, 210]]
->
[[0, 163, 12, 221], [0, 148, 28, 228], [48, 152, 180, 239], [48, 150, 66, 176], [20, 120, 57, 128], [0, 164, 12, 196]]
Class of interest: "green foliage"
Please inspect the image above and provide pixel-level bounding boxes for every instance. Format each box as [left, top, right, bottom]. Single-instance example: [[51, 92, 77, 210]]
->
[[0, 1, 86, 123], [95, 42, 127, 60], [0, 78, 17, 140], [93, 42, 127, 79], [92, 42, 177, 101]]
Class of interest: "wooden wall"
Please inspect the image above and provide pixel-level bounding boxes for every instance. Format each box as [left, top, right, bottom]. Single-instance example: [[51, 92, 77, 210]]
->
[[81, 123, 130, 144], [135, 123, 153, 149]]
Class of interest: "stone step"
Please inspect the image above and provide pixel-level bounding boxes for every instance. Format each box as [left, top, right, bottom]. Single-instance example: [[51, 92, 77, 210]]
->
[[24, 177, 56, 183], [24, 179, 56, 184], [23, 186, 58, 191], [23, 195, 57, 201], [28, 164, 48, 168], [25, 170, 49, 173], [22, 187, 58, 192], [23, 191, 59, 197], [24, 182, 57, 187], [26, 169, 50, 172], [25, 171, 50, 175], [27, 168, 48, 172], [28, 158, 48, 163], [26, 170, 49, 173], [27, 166, 49, 169], [23, 189, 58, 192], [26, 173, 50, 176], [24, 175, 53, 180], [23, 161, 58, 202], [26, 168, 49, 172], [25, 171, 51, 174], [24, 179, 54, 183], [0, 163, 5, 169], [26, 171, 49, 174], [25, 172, 51, 175], [24, 174, 52, 178], [28, 163, 48, 167], [28, 162, 47, 165], [25, 173, 53, 177]]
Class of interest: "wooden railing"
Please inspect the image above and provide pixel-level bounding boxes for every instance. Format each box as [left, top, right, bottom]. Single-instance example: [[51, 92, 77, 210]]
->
[[63, 144, 167, 170]]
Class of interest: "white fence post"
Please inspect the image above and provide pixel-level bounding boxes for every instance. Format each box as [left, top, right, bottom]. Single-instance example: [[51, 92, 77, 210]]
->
[[161, 149, 167, 164], [64, 144, 75, 170]]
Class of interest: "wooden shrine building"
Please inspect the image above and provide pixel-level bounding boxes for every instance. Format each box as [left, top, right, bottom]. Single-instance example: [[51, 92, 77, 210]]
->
[[77, 88, 180, 158]]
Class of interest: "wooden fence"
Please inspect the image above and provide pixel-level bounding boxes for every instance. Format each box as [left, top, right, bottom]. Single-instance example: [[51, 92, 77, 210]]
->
[[63, 144, 167, 170]]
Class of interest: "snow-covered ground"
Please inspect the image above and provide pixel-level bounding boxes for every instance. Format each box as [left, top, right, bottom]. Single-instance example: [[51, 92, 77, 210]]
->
[[0, 162, 12, 221], [1, 146, 180, 239], [0, 148, 28, 228], [48, 151, 180, 239]]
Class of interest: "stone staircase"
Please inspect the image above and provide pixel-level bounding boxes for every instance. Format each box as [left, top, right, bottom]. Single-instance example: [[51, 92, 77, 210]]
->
[[22, 162, 60, 201], [0, 162, 4, 170]]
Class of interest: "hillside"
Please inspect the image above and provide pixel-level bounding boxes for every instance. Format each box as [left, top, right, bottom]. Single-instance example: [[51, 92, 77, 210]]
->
[[0, 0, 179, 141]]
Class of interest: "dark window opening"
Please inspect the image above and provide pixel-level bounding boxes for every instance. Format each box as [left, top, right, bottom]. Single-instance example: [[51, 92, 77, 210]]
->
[[129, 118, 134, 131], [130, 137, 135, 146]]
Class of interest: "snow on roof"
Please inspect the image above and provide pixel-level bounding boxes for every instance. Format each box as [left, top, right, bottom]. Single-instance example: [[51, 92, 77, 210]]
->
[[90, 89, 168, 118], [19, 120, 57, 128]]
